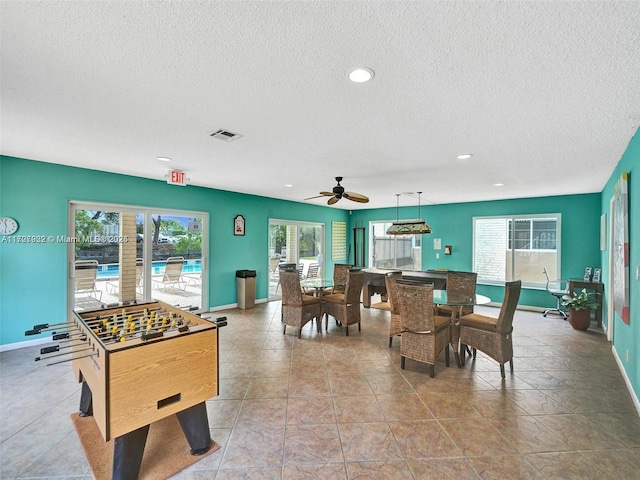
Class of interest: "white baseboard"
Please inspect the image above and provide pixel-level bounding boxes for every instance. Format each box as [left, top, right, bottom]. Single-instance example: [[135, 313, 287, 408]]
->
[[207, 297, 268, 313], [612, 345, 640, 417], [0, 336, 52, 353]]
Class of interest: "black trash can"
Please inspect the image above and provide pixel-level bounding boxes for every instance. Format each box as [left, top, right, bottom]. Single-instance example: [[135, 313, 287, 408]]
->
[[236, 270, 257, 309]]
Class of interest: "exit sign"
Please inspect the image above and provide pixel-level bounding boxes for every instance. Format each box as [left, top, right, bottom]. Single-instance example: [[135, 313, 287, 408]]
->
[[167, 169, 188, 186]]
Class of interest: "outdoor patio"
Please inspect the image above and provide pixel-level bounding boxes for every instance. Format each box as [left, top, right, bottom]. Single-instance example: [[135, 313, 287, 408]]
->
[[74, 274, 202, 312]]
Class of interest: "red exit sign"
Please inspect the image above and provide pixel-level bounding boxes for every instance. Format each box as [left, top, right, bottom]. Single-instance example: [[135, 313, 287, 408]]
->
[[167, 169, 188, 186]]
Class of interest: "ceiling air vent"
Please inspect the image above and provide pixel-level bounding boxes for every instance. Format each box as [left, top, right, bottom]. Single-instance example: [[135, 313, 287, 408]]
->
[[210, 129, 243, 142]]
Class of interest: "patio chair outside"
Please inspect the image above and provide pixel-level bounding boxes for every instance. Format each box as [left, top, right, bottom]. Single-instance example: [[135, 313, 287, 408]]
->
[[75, 260, 102, 301], [154, 256, 186, 291]]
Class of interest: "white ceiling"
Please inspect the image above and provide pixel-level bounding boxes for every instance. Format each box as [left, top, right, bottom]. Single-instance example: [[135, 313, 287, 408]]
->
[[2, 1, 639, 210]]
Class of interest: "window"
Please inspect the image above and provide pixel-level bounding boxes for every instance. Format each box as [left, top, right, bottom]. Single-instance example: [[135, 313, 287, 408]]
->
[[473, 214, 561, 287], [369, 221, 422, 270]]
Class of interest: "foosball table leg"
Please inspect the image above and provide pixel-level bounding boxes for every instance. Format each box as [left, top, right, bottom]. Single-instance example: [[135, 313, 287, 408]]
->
[[112, 424, 150, 480], [79, 381, 93, 417], [175, 401, 212, 455]]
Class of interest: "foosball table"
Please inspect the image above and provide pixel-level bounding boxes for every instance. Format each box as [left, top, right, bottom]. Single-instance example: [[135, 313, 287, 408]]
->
[[26, 300, 223, 479]]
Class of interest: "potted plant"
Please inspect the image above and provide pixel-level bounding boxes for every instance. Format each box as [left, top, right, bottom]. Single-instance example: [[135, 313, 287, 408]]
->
[[561, 289, 600, 330]]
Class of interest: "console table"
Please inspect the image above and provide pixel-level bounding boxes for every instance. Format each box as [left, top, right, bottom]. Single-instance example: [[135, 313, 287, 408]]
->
[[568, 279, 604, 328]]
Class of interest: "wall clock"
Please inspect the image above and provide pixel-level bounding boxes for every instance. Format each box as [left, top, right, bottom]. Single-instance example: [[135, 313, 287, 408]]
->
[[0, 217, 19, 235]]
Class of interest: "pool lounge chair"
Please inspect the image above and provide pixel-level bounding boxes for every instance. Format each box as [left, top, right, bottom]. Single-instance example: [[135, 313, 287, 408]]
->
[[154, 256, 186, 291], [75, 260, 102, 301]]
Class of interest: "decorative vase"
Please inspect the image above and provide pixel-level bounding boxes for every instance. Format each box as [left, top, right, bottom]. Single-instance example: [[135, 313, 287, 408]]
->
[[569, 308, 591, 330]]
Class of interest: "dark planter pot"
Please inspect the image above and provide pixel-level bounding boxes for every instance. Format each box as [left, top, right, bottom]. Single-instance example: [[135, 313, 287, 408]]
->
[[569, 308, 591, 330]]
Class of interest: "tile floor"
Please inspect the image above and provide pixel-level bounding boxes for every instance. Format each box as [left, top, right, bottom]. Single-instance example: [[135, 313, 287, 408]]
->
[[1, 302, 639, 479]]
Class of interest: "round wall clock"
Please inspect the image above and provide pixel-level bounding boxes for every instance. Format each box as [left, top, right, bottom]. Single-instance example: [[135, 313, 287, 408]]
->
[[0, 217, 19, 235]]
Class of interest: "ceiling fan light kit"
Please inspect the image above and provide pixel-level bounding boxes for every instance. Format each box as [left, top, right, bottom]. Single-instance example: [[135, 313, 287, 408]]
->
[[386, 192, 432, 235]]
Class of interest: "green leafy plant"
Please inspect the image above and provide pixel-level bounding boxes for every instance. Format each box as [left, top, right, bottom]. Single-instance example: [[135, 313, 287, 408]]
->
[[562, 289, 600, 311]]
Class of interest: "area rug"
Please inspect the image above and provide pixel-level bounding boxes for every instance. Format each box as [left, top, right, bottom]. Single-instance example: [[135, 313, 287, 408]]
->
[[370, 301, 391, 311], [72, 413, 220, 480]]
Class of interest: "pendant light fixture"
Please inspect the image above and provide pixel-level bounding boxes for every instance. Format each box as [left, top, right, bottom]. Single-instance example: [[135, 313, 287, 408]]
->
[[386, 192, 432, 235]]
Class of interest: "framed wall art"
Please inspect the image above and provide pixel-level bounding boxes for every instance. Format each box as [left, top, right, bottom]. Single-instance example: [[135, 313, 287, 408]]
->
[[234, 215, 245, 236], [612, 172, 629, 324]]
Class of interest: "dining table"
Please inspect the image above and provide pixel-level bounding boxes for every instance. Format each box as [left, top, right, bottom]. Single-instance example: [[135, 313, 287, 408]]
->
[[397, 279, 490, 368], [299, 277, 341, 297]]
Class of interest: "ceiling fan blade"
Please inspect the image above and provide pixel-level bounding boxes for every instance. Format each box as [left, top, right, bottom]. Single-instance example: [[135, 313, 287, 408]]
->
[[343, 192, 369, 203], [327, 196, 340, 205], [304, 191, 336, 200]]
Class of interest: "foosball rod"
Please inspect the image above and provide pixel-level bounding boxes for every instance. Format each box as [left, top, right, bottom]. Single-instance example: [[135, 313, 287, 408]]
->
[[88, 313, 186, 330], [39, 340, 90, 355], [45, 351, 98, 366], [50, 332, 87, 341], [80, 307, 166, 324], [84, 317, 189, 340], [100, 325, 192, 345], [35, 346, 94, 362], [25, 324, 79, 336]]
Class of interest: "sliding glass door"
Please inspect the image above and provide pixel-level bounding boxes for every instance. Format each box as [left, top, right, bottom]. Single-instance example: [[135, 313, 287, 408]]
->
[[69, 202, 207, 312], [268, 219, 324, 300]]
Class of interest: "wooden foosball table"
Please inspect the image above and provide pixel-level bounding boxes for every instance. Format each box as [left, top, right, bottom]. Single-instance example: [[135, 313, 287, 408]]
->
[[27, 300, 221, 479]]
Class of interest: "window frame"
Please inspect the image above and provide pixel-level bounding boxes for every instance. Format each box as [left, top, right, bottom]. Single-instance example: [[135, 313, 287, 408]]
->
[[473, 213, 561, 288]]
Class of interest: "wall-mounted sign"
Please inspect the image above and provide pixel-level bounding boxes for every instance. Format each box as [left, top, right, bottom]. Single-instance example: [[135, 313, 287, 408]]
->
[[167, 169, 188, 186], [188, 219, 202, 233]]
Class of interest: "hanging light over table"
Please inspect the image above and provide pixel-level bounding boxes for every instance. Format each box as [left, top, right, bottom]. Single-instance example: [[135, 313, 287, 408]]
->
[[386, 192, 432, 235]]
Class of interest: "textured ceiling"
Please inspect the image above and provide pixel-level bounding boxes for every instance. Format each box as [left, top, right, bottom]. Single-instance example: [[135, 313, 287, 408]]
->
[[2, 1, 639, 210]]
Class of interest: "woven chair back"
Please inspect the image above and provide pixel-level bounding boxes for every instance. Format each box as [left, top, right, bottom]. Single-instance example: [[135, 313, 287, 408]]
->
[[447, 271, 477, 297], [333, 264, 353, 286], [496, 280, 522, 334], [385, 272, 403, 314], [396, 282, 436, 333], [344, 270, 365, 304], [281, 271, 303, 305]]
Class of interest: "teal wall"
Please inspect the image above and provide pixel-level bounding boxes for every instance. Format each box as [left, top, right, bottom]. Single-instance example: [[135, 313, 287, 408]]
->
[[0, 156, 348, 345], [350, 193, 602, 307], [599, 128, 639, 399], [1, 138, 638, 408]]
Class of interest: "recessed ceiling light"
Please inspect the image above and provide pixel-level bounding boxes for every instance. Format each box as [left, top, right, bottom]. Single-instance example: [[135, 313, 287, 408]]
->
[[284, 184, 293, 188], [349, 67, 374, 83], [157, 156, 172, 162], [493, 183, 504, 187], [457, 154, 473, 160]]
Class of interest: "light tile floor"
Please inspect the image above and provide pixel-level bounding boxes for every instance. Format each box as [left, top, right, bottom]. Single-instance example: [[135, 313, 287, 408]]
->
[[1, 302, 639, 479]]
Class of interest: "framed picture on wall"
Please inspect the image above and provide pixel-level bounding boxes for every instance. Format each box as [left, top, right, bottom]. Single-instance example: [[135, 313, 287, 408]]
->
[[234, 215, 245, 236]]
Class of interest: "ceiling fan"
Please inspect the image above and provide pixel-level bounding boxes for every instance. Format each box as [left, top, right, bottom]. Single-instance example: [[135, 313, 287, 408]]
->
[[305, 176, 369, 205]]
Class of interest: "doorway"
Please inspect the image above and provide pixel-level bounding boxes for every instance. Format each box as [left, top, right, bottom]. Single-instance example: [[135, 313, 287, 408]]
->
[[268, 220, 324, 300], [69, 202, 208, 312]]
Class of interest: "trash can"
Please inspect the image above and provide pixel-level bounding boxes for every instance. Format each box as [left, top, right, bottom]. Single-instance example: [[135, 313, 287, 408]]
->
[[236, 270, 257, 309]]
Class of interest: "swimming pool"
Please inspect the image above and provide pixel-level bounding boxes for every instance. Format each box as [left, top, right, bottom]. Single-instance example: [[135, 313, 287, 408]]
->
[[96, 259, 201, 278]]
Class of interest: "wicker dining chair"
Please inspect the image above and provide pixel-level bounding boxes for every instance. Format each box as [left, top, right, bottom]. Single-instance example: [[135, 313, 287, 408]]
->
[[385, 272, 403, 347], [396, 282, 451, 377], [329, 263, 353, 294], [436, 271, 477, 349], [280, 271, 323, 338], [459, 280, 522, 378], [323, 269, 364, 336], [436, 271, 478, 317]]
